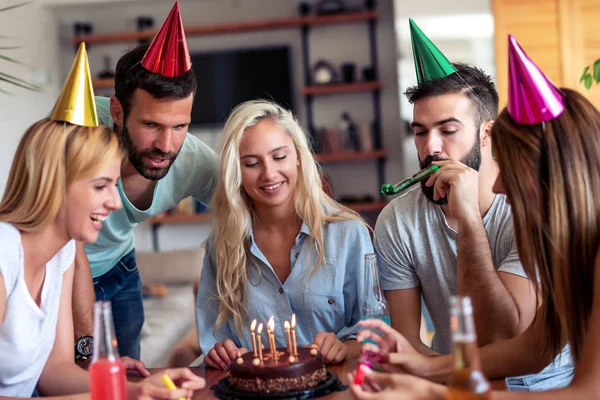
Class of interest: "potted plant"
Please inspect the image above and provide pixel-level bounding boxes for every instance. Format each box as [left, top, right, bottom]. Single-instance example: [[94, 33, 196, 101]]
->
[[580, 58, 600, 89], [1, 2, 39, 94]]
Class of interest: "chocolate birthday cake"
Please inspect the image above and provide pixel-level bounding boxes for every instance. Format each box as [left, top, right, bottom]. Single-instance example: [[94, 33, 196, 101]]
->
[[229, 347, 327, 393]]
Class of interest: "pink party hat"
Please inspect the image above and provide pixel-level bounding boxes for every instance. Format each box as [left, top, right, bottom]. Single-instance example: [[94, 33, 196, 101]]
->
[[507, 34, 565, 125]]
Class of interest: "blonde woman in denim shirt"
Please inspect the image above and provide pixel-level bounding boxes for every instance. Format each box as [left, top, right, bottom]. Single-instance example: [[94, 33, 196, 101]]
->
[[196, 100, 374, 370]]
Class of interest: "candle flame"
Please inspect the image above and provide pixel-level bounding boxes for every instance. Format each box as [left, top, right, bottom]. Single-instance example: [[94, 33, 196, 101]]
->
[[291, 313, 296, 329], [251, 319, 257, 331], [284, 320, 290, 329], [268, 316, 275, 331], [257, 323, 263, 334]]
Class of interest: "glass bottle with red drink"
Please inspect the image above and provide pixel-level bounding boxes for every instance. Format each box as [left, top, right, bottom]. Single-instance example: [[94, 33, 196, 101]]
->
[[89, 301, 128, 400], [447, 296, 491, 400]]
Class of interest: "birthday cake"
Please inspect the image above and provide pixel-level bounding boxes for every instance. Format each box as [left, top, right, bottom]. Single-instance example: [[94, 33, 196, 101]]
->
[[229, 347, 327, 393]]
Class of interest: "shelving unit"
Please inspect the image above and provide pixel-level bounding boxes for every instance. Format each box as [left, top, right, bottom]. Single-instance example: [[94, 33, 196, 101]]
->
[[147, 200, 385, 226], [72, 11, 379, 45], [74, 8, 387, 250], [92, 79, 384, 95], [299, 8, 386, 205], [315, 149, 386, 163], [300, 81, 382, 96]]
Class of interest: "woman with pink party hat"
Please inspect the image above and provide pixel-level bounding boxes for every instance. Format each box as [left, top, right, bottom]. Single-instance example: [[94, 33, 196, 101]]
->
[[0, 43, 205, 399], [348, 35, 600, 399]]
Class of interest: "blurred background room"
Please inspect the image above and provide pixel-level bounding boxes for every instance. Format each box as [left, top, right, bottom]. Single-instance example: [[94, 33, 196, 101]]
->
[[0, 0, 598, 367]]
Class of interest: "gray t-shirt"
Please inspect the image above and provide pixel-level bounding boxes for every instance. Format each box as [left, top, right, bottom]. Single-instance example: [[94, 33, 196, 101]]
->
[[374, 186, 573, 388], [375, 186, 525, 353]]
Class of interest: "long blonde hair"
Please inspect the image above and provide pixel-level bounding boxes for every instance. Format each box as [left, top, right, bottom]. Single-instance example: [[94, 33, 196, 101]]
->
[[0, 118, 122, 231], [212, 100, 366, 334], [491, 89, 600, 362]]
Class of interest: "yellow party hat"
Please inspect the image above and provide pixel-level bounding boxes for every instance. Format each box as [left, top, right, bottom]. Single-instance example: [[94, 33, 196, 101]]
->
[[50, 42, 98, 127]]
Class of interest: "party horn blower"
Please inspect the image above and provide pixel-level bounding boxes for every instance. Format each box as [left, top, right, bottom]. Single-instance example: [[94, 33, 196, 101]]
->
[[380, 165, 439, 195]]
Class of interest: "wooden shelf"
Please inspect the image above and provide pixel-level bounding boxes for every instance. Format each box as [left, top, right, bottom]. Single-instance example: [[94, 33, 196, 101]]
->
[[93, 77, 114, 89], [316, 149, 387, 163], [344, 201, 388, 213], [301, 81, 382, 96], [148, 213, 211, 225], [72, 11, 379, 45]]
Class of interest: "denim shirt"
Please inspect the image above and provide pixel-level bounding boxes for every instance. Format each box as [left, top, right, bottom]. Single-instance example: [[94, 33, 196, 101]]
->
[[196, 218, 374, 353]]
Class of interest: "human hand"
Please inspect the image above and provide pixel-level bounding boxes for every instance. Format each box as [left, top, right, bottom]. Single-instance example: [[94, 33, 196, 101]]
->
[[204, 339, 249, 370], [120, 356, 150, 377], [357, 319, 434, 378], [425, 160, 480, 222], [313, 332, 348, 364], [348, 365, 447, 400], [129, 368, 205, 399]]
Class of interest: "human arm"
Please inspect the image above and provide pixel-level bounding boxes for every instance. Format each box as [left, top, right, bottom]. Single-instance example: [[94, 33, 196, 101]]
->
[[372, 207, 436, 356], [426, 160, 536, 345], [36, 260, 204, 398], [356, 311, 549, 384], [71, 243, 148, 375], [352, 251, 600, 399], [349, 366, 447, 400], [491, 252, 600, 398], [324, 221, 375, 362], [37, 263, 93, 395], [72, 241, 95, 368], [385, 288, 438, 356], [188, 136, 220, 205], [456, 216, 536, 345]]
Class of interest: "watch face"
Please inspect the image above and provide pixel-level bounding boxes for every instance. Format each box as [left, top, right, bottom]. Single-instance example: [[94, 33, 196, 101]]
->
[[76, 336, 94, 357]]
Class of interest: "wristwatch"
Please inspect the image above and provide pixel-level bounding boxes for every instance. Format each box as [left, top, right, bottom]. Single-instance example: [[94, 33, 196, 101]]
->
[[75, 335, 94, 361]]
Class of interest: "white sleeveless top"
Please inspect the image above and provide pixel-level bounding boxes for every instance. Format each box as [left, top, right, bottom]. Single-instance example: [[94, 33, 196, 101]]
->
[[0, 222, 75, 397]]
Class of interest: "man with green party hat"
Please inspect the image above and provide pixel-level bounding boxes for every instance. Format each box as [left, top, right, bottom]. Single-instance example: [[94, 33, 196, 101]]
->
[[71, 2, 218, 364], [370, 19, 572, 391]]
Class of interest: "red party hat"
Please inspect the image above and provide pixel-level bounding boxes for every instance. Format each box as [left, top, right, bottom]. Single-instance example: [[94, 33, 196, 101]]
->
[[141, 2, 192, 77]]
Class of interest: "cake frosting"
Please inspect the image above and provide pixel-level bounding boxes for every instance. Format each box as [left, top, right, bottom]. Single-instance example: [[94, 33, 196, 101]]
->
[[229, 347, 327, 393]]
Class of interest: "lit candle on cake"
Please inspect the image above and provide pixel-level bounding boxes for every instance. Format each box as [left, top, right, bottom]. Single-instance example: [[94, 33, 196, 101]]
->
[[267, 316, 278, 362], [250, 319, 258, 357], [257, 323, 264, 362], [291, 313, 298, 356], [284, 321, 291, 354]]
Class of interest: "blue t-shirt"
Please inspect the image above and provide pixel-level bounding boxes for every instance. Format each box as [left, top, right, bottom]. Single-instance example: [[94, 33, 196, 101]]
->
[[84, 97, 219, 278]]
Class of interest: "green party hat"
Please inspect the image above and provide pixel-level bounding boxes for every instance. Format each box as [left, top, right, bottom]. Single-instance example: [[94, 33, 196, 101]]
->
[[409, 18, 456, 84]]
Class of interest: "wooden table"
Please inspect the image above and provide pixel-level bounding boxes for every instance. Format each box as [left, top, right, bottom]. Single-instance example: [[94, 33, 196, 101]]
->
[[138, 359, 506, 399], [138, 359, 358, 399]]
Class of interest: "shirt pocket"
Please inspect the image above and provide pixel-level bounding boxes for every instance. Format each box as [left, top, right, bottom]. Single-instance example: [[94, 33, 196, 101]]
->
[[303, 292, 345, 340]]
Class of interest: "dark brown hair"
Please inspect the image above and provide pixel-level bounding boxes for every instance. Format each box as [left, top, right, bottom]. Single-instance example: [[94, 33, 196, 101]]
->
[[491, 88, 600, 362]]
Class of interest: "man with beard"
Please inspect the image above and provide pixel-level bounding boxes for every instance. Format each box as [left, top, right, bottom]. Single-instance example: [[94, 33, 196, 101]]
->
[[71, 3, 218, 363], [372, 20, 573, 391]]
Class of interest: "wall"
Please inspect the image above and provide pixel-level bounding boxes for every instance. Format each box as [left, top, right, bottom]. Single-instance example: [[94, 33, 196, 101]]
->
[[0, 0, 402, 252], [0, 2, 61, 197], [393, 0, 494, 175], [493, 0, 600, 110]]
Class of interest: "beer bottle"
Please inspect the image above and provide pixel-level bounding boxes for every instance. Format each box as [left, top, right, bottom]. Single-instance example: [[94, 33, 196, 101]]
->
[[447, 296, 491, 399]]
